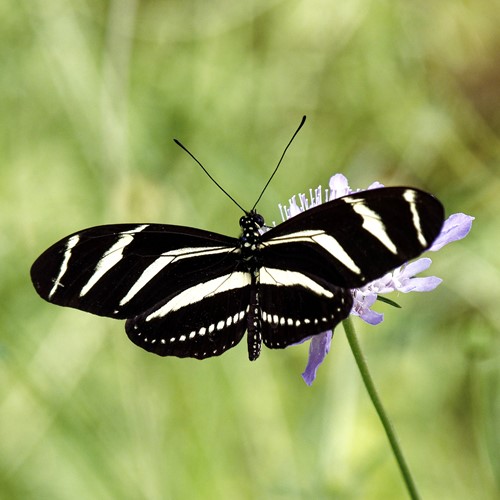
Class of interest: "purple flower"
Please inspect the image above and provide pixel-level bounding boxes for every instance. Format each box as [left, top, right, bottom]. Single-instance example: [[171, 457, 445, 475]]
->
[[279, 174, 474, 385]]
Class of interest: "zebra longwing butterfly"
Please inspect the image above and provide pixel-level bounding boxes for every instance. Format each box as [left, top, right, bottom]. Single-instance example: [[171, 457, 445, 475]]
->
[[31, 119, 445, 361]]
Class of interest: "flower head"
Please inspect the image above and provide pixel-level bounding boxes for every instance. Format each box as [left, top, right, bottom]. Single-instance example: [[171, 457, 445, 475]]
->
[[279, 174, 474, 385]]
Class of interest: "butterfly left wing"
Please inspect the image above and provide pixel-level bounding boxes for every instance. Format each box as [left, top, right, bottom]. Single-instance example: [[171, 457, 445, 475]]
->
[[125, 271, 252, 359], [30, 223, 240, 319]]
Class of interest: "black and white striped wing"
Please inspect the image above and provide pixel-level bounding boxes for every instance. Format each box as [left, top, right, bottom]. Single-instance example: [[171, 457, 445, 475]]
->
[[125, 271, 252, 359], [257, 187, 444, 349], [31, 223, 239, 319], [258, 267, 352, 349]]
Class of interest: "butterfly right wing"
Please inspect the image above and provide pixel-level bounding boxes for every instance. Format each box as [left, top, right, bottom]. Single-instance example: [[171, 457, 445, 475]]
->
[[31, 223, 240, 320], [256, 267, 352, 350], [255, 187, 445, 350]]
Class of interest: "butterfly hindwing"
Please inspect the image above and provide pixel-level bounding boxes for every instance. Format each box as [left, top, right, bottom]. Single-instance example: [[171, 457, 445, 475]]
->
[[258, 267, 353, 349], [125, 271, 252, 359]]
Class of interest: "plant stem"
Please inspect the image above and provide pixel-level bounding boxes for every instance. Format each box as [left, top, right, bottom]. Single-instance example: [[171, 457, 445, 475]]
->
[[343, 317, 421, 500]]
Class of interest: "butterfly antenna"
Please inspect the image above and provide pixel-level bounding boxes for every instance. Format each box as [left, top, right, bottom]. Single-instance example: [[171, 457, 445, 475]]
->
[[251, 115, 306, 211], [174, 138, 247, 213]]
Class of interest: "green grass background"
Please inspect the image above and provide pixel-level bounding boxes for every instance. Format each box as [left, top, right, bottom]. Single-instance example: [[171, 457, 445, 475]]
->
[[1, 1, 498, 499]]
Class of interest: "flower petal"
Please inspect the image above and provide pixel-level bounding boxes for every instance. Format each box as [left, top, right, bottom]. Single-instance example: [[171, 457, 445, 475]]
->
[[401, 258, 432, 277], [398, 276, 442, 293], [367, 181, 385, 190], [328, 174, 351, 199], [359, 308, 384, 325], [351, 291, 385, 325], [301, 331, 333, 385], [430, 213, 474, 251]]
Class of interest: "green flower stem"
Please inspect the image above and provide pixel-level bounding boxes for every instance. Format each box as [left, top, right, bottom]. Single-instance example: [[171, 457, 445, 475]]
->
[[343, 317, 421, 500]]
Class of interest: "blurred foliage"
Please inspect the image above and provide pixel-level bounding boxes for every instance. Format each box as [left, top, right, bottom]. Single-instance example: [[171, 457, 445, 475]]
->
[[1, 0, 499, 498]]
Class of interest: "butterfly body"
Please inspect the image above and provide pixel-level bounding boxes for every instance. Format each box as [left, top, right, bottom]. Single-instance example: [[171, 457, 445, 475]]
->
[[31, 187, 444, 360]]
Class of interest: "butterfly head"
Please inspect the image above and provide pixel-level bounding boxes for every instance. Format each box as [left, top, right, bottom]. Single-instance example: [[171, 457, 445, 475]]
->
[[239, 211, 264, 231]]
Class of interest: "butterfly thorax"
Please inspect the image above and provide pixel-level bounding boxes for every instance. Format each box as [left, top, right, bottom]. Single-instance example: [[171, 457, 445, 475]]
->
[[238, 211, 265, 267]]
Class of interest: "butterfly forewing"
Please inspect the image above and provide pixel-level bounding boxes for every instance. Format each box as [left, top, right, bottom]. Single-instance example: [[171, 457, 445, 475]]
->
[[31, 224, 238, 319], [262, 187, 444, 288]]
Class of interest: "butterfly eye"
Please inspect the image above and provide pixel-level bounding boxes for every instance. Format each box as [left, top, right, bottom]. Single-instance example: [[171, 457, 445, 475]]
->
[[255, 214, 264, 227]]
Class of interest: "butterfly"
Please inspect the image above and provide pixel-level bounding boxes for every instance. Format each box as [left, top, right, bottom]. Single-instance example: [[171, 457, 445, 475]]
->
[[31, 118, 444, 360]]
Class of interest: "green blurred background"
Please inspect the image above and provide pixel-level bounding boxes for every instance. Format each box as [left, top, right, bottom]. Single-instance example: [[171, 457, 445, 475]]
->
[[1, 1, 498, 499]]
